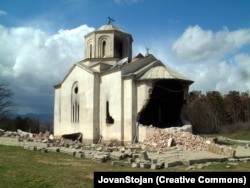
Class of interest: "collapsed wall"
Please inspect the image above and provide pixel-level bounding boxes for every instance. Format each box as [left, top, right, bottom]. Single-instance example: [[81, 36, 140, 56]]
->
[[0, 125, 235, 157], [139, 125, 235, 157], [138, 124, 192, 143]]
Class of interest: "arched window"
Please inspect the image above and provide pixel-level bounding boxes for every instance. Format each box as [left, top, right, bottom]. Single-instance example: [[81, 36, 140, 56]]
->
[[89, 44, 92, 58], [87, 39, 93, 58], [102, 41, 106, 57], [71, 82, 79, 123]]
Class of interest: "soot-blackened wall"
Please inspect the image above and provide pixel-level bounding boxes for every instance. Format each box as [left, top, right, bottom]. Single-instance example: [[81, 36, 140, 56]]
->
[[138, 79, 185, 128]]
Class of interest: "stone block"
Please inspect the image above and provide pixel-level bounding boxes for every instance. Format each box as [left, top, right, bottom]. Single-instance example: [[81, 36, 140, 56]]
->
[[141, 150, 149, 160], [131, 162, 139, 168], [59, 147, 76, 156], [165, 160, 182, 168], [75, 152, 85, 158], [110, 151, 124, 160], [47, 147, 60, 152], [151, 163, 162, 170]]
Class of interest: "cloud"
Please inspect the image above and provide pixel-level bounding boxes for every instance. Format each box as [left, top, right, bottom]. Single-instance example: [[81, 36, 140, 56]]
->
[[168, 50, 250, 94], [166, 25, 250, 94], [234, 53, 250, 82], [0, 10, 7, 16], [172, 25, 250, 62], [1, 22, 249, 115], [0, 24, 94, 114], [177, 59, 248, 94]]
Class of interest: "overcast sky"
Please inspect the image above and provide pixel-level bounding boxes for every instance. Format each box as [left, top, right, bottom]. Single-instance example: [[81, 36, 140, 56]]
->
[[0, 0, 250, 115]]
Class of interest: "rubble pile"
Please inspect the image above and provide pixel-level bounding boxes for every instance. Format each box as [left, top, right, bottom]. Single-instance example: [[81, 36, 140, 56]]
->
[[0, 129, 80, 146], [0, 128, 243, 169], [142, 129, 215, 152], [1, 128, 216, 152]]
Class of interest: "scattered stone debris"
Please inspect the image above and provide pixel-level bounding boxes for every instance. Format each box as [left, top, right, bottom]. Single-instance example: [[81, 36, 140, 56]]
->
[[0, 128, 250, 170]]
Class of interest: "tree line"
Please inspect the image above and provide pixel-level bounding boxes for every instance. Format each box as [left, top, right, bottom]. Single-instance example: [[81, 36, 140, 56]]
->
[[0, 81, 53, 133], [0, 116, 53, 134], [182, 90, 250, 134]]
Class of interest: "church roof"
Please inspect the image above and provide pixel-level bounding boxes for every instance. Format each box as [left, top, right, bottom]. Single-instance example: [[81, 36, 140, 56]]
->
[[97, 24, 125, 32], [138, 64, 193, 83], [120, 54, 193, 84]]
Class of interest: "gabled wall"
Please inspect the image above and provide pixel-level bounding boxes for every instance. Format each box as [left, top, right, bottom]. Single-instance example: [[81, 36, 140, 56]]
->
[[54, 66, 96, 142]]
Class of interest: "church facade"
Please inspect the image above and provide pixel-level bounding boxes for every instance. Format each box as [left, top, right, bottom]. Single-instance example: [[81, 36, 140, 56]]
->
[[53, 24, 194, 145]]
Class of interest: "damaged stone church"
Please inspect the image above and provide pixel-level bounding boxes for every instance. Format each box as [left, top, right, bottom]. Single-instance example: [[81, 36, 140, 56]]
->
[[53, 23, 194, 145]]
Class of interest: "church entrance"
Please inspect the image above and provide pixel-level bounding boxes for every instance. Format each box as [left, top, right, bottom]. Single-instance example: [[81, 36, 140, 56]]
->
[[138, 79, 185, 128]]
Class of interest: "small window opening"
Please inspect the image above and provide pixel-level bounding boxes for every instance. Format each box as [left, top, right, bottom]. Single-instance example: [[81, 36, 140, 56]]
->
[[72, 106, 75, 122], [74, 87, 78, 94], [72, 84, 79, 123], [106, 101, 114, 124], [77, 104, 79, 122], [89, 44, 92, 58], [102, 41, 106, 57]]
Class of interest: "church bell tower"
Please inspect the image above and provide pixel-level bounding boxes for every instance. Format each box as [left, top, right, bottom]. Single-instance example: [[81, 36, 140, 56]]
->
[[84, 21, 133, 62]]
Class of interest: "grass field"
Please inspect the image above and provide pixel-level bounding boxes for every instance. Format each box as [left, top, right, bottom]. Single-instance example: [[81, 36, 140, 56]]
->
[[0, 144, 250, 188], [1, 129, 250, 188]]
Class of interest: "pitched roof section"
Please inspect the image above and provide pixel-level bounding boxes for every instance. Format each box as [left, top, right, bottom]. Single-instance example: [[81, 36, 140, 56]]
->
[[138, 65, 193, 83], [121, 54, 193, 84]]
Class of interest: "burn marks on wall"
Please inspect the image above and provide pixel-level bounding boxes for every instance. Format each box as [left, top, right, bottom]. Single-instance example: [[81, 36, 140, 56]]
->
[[106, 101, 114, 124], [138, 79, 185, 128]]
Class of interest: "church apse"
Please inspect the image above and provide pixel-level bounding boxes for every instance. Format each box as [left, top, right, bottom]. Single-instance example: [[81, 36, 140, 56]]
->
[[138, 79, 185, 128]]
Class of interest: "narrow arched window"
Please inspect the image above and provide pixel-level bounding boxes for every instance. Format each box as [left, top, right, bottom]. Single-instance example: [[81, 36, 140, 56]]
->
[[71, 82, 79, 123], [102, 41, 106, 57], [89, 44, 92, 58]]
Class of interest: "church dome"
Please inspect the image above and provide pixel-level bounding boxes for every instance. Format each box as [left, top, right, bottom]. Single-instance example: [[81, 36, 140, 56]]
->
[[97, 24, 125, 32]]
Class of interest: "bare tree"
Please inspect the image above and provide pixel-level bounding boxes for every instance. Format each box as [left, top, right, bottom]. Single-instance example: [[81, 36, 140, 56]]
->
[[0, 81, 15, 118]]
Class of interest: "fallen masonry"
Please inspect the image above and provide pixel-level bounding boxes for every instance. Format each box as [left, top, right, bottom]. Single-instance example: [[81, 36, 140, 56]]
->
[[1, 127, 250, 169], [18, 142, 229, 170]]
